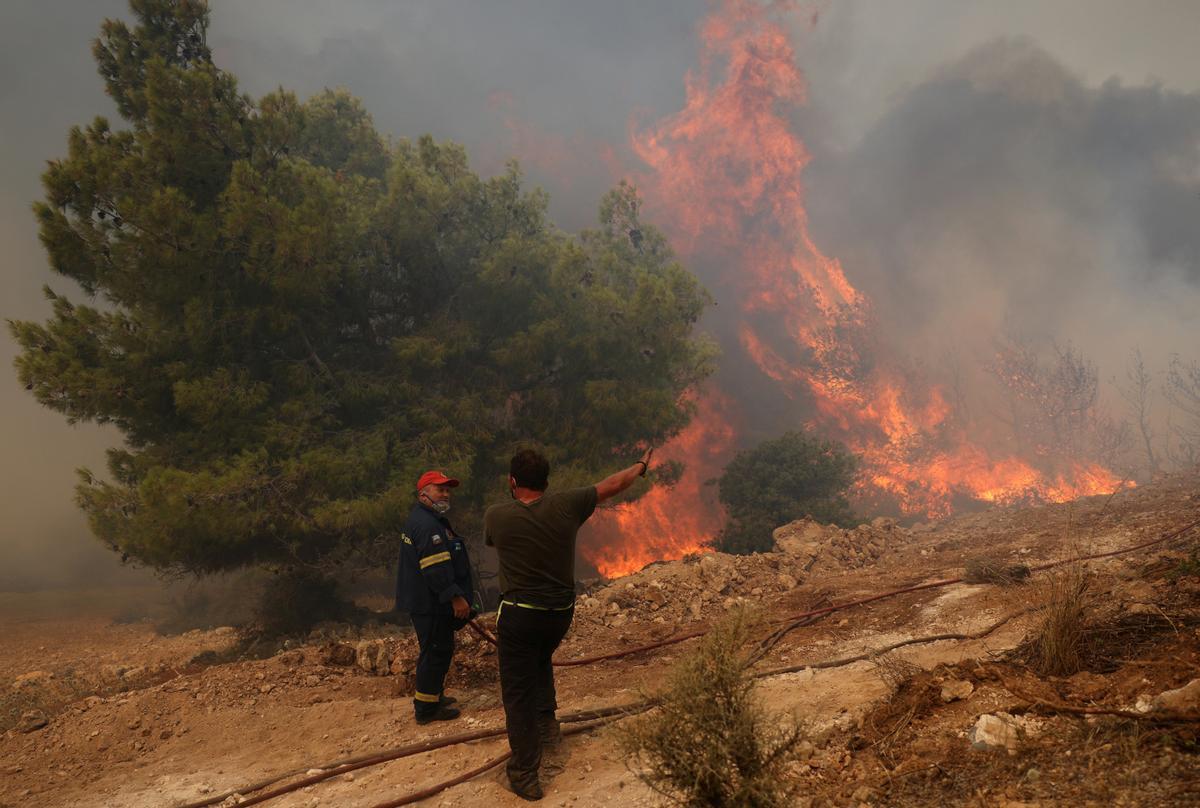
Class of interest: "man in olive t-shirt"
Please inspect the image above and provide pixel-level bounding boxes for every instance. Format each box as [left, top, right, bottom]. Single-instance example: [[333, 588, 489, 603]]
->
[[484, 447, 652, 801]]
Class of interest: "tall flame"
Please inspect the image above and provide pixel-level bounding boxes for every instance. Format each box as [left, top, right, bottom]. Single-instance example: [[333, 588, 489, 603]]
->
[[581, 391, 737, 578], [582, 0, 1126, 577]]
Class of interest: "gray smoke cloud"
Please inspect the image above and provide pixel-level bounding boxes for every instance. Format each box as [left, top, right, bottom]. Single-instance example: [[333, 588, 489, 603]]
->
[[2, 0, 1198, 588], [801, 36, 1200, 437]]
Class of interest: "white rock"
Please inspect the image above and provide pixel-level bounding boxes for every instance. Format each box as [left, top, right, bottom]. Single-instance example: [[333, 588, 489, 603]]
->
[[1152, 678, 1200, 713], [969, 713, 1021, 752]]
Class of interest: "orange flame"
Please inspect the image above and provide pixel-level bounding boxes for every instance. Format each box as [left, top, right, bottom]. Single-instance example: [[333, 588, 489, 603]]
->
[[581, 391, 737, 578], [628, 0, 1125, 522], [576, 0, 1125, 578]]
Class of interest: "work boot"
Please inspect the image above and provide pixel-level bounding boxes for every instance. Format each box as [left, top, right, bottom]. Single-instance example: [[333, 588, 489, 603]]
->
[[502, 773, 543, 802], [415, 704, 460, 725], [439, 694, 458, 706]]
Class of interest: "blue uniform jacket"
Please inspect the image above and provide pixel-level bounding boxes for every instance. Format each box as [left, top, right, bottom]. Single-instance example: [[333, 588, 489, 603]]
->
[[395, 502, 473, 617]]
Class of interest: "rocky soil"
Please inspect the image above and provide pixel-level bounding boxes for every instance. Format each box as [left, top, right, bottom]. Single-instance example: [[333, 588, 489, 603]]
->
[[3, 472, 1199, 807]]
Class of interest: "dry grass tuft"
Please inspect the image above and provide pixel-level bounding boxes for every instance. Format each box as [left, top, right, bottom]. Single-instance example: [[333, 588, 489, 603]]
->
[[963, 558, 1031, 586], [617, 608, 808, 808], [1030, 565, 1092, 677], [870, 652, 923, 692]]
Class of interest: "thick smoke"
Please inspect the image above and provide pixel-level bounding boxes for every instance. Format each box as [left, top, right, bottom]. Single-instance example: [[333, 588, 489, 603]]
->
[[4, 1, 1200, 587], [803, 37, 1200, 442]]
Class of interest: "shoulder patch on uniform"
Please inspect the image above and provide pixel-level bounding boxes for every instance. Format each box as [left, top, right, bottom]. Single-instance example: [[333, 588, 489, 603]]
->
[[431, 534, 443, 544]]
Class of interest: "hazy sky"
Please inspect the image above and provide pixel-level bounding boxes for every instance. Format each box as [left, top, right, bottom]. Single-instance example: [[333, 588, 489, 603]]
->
[[2, 0, 1198, 588]]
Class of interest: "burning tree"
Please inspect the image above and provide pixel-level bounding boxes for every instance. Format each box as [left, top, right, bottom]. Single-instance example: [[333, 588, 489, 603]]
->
[[7, 0, 716, 579]]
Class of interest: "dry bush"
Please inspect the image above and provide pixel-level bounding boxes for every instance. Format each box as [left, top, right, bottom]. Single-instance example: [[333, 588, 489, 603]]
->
[[870, 652, 922, 692], [963, 558, 1031, 586], [617, 608, 807, 808], [1030, 565, 1092, 676]]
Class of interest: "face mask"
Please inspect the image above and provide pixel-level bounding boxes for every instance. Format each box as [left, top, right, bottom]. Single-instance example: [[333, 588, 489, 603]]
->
[[421, 493, 450, 514]]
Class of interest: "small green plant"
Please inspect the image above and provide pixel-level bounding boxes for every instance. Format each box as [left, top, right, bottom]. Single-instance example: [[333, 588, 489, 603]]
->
[[618, 608, 807, 808], [712, 431, 859, 555]]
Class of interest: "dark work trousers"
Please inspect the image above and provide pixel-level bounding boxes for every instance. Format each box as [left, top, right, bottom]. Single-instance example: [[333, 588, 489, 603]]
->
[[411, 613, 455, 717], [497, 603, 574, 788]]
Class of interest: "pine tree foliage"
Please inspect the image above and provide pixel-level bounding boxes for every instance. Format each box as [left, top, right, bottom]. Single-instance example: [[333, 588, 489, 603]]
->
[[9, 0, 716, 574], [714, 432, 859, 554]]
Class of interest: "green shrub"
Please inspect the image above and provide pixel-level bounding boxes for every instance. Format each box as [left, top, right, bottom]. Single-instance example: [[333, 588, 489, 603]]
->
[[618, 608, 806, 807], [714, 431, 859, 554]]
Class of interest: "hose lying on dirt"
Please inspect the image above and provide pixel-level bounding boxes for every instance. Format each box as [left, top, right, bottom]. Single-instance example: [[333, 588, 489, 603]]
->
[[365, 718, 613, 808], [753, 607, 1031, 679], [465, 515, 1200, 670], [174, 514, 1200, 808], [180, 607, 1034, 808], [175, 702, 654, 808]]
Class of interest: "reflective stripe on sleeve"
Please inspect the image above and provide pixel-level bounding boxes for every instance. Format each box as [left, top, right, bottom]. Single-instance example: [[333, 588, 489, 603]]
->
[[419, 551, 452, 569]]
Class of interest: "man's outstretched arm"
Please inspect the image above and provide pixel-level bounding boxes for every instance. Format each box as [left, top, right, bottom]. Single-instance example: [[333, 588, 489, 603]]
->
[[595, 447, 654, 504]]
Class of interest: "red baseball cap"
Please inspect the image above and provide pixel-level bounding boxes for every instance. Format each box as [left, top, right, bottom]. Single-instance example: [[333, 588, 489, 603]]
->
[[416, 470, 460, 491]]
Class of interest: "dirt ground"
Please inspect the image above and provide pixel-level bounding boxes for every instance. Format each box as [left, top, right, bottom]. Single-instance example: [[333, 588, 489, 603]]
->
[[3, 472, 1199, 807]]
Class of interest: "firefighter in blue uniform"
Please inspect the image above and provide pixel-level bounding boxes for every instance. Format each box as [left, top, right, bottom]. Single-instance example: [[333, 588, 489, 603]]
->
[[396, 470, 475, 724]]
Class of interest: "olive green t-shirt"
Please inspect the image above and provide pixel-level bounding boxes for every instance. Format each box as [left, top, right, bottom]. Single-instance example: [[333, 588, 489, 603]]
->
[[483, 486, 598, 609]]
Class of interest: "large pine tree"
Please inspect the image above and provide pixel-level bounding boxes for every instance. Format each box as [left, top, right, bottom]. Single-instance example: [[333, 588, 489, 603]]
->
[[10, 0, 716, 575]]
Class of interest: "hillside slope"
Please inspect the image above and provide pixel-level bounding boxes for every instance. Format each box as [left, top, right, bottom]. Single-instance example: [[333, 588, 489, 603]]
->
[[3, 473, 1199, 807]]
